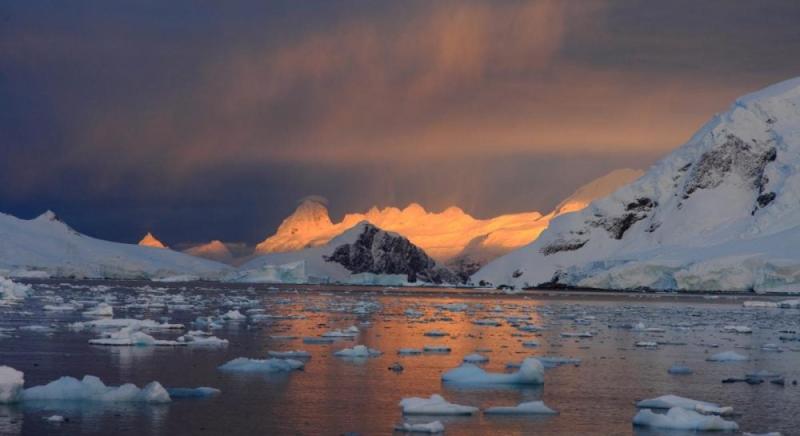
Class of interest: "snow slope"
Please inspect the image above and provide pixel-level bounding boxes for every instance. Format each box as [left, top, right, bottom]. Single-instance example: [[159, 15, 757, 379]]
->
[[475, 77, 800, 293], [233, 222, 456, 285], [255, 170, 641, 266], [0, 211, 229, 279]]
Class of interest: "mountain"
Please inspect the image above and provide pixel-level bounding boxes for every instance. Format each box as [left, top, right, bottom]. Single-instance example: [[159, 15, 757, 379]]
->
[[233, 222, 457, 285], [138, 232, 167, 249], [0, 211, 228, 279], [255, 169, 641, 266], [183, 240, 235, 263], [475, 77, 800, 293]]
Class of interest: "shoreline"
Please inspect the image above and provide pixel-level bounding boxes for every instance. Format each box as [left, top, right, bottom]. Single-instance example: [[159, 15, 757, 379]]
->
[[15, 277, 800, 301]]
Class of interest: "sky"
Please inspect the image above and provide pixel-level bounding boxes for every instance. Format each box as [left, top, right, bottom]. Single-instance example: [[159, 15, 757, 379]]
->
[[2, 0, 800, 246]]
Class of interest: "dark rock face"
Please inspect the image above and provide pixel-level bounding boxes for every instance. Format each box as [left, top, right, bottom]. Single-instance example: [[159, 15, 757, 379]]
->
[[446, 257, 483, 284], [540, 238, 587, 256], [683, 135, 776, 199], [324, 224, 459, 284]]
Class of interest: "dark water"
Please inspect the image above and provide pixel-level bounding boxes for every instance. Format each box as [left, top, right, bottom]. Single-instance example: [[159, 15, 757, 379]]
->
[[1, 281, 798, 435]]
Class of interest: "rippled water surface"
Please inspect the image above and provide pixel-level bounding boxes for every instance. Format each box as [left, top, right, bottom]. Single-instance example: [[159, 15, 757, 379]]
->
[[1, 281, 798, 435]]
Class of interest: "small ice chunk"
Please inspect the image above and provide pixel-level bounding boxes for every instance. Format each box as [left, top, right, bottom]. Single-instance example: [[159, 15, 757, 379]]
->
[[395, 420, 444, 433], [462, 353, 489, 363], [423, 330, 449, 337], [722, 325, 752, 334], [218, 357, 304, 372], [398, 348, 423, 355], [44, 415, 65, 423], [707, 351, 749, 362], [423, 345, 451, 353], [176, 331, 228, 346], [334, 345, 381, 358], [633, 407, 738, 431], [399, 394, 478, 415], [442, 358, 544, 385], [222, 310, 247, 320], [635, 341, 658, 348], [668, 365, 693, 375], [267, 350, 311, 359], [0, 366, 24, 403], [82, 303, 114, 317], [484, 400, 557, 415]]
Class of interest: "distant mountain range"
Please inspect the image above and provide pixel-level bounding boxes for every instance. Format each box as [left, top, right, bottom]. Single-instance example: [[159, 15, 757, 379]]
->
[[8, 77, 800, 292]]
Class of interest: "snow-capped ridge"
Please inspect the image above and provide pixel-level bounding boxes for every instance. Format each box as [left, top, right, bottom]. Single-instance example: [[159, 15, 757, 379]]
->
[[475, 76, 800, 293]]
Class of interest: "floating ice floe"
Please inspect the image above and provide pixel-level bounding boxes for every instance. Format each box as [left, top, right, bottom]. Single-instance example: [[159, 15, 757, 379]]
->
[[82, 303, 113, 317], [423, 345, 451, 353], [472, 319, 502, 326], [71, 318, 184, 331], [635, 341, 658, 348], [633, 407, 738, 431], [462, 353, 489, 363], [334, 345, 382, 358], [89, 327, 182, 347], [399, 394, 478, 415], [267, 350, 311, 359], [442, 358, 544, 385], [560, 332, 593, 338], [221, 310, 247, 321], [176, 331, 229, 346], [484, 401, 557, 415], [512, 356, 580, 369], [668, 365, 693, 375], [398, 348, 423, 355], [44, 415, 64, 423], [522, 340, 539, 348], [165, 387, 221, 398], [218, 357, 304, 373], [322, 326, 360, 338], [1, 369, 171, 404], [722, 325, 753, 334], [423, 330, 448, 337], [707, 351, 749, 362], [636, 395, 725, 412], [0, 277, 30, 303], [394, 420, 444, 433]]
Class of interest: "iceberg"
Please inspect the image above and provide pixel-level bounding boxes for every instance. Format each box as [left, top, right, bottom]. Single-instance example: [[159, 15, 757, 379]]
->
[[637, 395, 722, 411], [218, 357, 304, 373], [0, 366, 24, 403], [22, 375, 170, 403], [633, 407, 738, 431], [399, 394, 478, 415], [442, 358, 544, 385]]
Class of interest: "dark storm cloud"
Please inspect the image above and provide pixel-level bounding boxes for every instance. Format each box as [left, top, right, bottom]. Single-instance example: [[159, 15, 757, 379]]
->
[[1, 0, 799, 244]]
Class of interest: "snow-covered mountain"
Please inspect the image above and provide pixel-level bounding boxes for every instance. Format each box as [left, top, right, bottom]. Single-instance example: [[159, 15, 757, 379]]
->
[[233, 222, 457, 285], [255, 169, 641, 267], [183, 240, 235, 264], [475, 77, 800, 293], [138, 232, 167, 249], [0, 211, 228, 279]]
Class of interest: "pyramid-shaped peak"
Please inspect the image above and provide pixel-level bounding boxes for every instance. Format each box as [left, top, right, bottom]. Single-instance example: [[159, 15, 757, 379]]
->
[[138, 232, 167, 249]]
